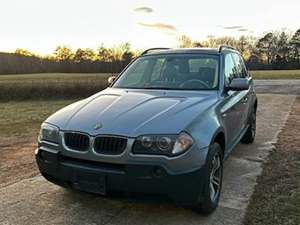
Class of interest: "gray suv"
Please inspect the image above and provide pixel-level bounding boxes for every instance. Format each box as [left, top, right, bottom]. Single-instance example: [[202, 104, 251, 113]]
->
[[36, 46, 257, 213]]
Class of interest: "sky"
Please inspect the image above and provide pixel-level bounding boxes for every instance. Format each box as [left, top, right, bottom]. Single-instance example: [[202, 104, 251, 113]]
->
[[0, 0, 299, 55]]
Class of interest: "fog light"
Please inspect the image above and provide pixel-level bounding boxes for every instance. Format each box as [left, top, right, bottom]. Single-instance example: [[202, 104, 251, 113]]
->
[[40, 151, 47, 160], [153, 167, 164, 178]]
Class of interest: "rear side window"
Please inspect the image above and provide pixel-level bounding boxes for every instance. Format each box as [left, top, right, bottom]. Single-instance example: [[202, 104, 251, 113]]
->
[[224, 54, 236, 86]]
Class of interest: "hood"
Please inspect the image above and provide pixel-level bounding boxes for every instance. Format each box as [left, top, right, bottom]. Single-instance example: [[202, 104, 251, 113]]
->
[[46, 88, 218, 137]]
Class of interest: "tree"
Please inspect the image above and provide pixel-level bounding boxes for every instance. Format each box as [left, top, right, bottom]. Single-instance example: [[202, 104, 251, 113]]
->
[[15, 48, 35, 57], [256, 32, 278, 64], [53, 46, 74, 61], [236, 36, 256, 60], [120, 43, 134, 62], [97, 43, 134, 62], [97, 44, 112, 62], [202, 36, 240, 49], [177, 35, 204, 48], [178, 35, 194, 48], [291, 29, 300, 63], [74, 48, 97, 62], [277, 32, 289, 62]]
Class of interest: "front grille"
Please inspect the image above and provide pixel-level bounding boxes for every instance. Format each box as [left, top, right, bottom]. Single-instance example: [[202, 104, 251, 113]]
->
[[64, 132, 90, 151], [94, 136, 127, 155]]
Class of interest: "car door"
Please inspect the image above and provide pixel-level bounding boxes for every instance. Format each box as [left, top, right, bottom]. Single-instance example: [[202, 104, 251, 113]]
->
[[231, 53, 251, 130], [221, 53, 244, 150]]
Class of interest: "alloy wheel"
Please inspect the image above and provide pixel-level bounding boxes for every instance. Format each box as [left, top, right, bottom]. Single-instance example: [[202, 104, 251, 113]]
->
[[209, 153, 222, 202]]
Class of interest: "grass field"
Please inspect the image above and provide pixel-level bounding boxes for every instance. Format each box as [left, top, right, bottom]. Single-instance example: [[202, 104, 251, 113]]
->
[[251, 70, 300, 79], [0, 99, 76, 137], [0, 70, 299, 101], [0, 73, 111, 101], [0, 73, 111, 81]]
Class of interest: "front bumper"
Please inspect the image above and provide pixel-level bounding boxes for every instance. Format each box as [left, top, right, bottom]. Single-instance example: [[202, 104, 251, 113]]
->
[[36, 148, 207, 204]]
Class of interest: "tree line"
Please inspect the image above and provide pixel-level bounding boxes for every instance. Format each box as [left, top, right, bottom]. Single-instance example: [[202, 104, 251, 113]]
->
[[0, 29, 299, 75], [179, 29, 300, 70], [0, 43, 137, 74]]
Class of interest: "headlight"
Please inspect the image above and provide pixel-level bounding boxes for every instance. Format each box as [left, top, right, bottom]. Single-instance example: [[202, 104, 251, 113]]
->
[[38, 123, 60, 144], [132, 132, 193, 156]]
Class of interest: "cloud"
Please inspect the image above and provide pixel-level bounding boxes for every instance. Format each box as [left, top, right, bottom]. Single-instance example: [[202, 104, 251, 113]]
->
[[134, 7, 153, 13], [222, 25, 244, 30], [217, 25, 252, 33], [138, 22, 177, 32]]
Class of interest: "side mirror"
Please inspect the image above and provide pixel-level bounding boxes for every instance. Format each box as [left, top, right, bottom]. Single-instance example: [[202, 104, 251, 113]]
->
[[107, 75, 117, 86], [229, 78, 250, 91]]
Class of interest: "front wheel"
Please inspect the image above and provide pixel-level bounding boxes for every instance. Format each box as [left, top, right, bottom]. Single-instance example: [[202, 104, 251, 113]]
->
[[193, 143, 223, 214]]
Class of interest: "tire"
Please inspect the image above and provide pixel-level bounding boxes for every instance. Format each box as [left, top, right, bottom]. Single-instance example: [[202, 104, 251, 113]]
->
[[193, 143, 223, 214], [241, 110, 256, 144]]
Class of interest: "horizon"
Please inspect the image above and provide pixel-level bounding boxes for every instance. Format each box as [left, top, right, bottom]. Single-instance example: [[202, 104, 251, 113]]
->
[[0, 0, 299, 55]]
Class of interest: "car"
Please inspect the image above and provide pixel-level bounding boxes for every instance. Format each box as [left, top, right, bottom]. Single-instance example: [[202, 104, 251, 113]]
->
[[36, 46, 257, 214]]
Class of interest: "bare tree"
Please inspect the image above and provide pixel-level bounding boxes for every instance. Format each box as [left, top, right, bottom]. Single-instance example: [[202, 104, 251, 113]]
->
[[291, 29, 300, 63]]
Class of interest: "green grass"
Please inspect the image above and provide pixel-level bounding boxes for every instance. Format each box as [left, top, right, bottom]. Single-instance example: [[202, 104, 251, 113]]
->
[[251, 70, 300, 79], [0, 99, 76, 137]]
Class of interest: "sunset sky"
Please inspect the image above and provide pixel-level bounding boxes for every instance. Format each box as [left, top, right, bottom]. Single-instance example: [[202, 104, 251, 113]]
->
[[0, 0, 299, 55]]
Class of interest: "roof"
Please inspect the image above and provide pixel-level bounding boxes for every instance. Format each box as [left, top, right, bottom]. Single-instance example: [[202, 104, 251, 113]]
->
[[142, 47, 239, 56]]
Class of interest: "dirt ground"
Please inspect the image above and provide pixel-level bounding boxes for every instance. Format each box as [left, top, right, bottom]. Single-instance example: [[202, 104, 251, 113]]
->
[[244, 97, 300, 225], [0, 93, 296, 225], [0, 137, 38, 189]]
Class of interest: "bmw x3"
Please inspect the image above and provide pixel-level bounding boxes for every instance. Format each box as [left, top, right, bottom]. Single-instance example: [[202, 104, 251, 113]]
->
[[36, 46, 257, 213]]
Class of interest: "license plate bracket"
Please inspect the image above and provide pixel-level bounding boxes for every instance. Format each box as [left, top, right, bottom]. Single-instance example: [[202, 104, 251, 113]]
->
[[73, 171, 106, 195]]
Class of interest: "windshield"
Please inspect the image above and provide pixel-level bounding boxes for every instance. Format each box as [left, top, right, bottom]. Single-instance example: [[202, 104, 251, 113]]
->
[[113, 54, 220, 90]]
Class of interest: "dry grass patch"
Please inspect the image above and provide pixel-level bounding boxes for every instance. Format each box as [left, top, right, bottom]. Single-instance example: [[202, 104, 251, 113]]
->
[[0, 99, 76, 138], [0, 73, 111, 101], [244, 97, 300, 225], [251, 70, 300, 79]]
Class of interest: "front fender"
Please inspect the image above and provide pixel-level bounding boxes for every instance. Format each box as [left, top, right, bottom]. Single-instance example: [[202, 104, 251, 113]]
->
[[186, 104, 225, 150]]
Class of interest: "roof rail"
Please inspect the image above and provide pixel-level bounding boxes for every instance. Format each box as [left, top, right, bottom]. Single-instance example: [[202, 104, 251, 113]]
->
[[141, 48, 171, 55], [218, 45, 237, 53]]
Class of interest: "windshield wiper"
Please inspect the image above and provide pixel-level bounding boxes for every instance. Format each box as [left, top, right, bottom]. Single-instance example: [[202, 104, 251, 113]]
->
[[142, 86, 175, 90]]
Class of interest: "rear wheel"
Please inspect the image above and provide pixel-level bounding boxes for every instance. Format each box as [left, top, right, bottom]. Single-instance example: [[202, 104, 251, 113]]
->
[[241, 110, 256, 144], [194, 143, 223, 214]]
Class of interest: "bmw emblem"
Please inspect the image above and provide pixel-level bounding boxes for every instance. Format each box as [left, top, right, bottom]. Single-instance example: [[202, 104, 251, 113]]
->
[[94, 123, 103, 130]]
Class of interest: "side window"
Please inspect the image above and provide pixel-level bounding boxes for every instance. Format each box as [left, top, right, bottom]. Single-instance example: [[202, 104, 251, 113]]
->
[[224, 54, 236, 86], [239, 55, 249, 78], [232, 53, 248, 78]]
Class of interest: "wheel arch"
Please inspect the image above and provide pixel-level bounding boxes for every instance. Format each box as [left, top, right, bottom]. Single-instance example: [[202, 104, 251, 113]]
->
[[210, 128, 226, 157]]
